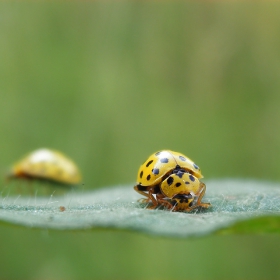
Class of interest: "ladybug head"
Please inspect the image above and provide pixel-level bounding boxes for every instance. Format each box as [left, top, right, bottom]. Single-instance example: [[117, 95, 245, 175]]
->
[[170, 193, 194, 210]]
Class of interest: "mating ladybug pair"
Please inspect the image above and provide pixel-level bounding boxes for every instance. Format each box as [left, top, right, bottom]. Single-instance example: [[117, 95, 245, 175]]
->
[[134, 150, 210, 212]]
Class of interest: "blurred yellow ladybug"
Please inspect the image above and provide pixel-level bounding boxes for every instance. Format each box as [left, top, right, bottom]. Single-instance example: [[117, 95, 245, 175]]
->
[[134, 150, 210, 212], [9, 148, 82, 185]]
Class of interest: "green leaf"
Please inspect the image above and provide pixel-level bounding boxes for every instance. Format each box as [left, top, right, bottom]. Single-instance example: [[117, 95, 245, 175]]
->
[[0, 179, 280, 237]]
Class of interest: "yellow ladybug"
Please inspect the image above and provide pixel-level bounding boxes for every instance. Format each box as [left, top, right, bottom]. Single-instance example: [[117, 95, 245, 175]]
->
[[134, 150, 210, 212], [10, 148, 82, 185]]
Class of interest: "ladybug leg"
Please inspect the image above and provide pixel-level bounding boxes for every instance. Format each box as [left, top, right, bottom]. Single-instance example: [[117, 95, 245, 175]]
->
[[156, 194, 177, 211], [146, 188, 159, 208], [134, 185, 158, 208], [196, 182, 211, 208], [185, 182, 211, 212]]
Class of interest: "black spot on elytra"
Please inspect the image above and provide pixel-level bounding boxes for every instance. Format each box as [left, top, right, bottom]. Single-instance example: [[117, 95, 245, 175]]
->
[[167, 177, 174, 186], [152, 168, 159, 175], [176, 171, 184, 178], [175, 182, 181, 187], [140, 171, 143, 178], [185, 181, 190, 184], [155, 151, 162, 156], [146, 174, 151, 181], [160, 158, 168, 163], [193, 163, 199, 170], [179, 156, 186, 161], [189, 175, 195, 182], [146, 160, 153, 167]]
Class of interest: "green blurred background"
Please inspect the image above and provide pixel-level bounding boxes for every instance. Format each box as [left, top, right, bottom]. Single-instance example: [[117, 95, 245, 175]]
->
[[1, 2, 280, 279]]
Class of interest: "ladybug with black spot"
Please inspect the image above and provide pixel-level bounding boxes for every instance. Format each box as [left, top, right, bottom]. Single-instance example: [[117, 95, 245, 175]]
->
[[134, 150, 210, 212]]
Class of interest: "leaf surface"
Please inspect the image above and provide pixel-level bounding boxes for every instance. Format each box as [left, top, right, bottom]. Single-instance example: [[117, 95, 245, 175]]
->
[[1, 179, 280, 237]]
